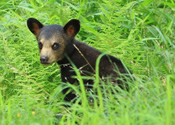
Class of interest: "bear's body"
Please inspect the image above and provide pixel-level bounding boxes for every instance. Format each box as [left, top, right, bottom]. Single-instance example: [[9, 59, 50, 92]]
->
[[27, 18, 131, 101]]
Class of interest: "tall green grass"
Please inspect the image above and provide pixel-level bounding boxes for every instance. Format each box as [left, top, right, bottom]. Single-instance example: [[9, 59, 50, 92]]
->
[[0, 0, 175, 124]]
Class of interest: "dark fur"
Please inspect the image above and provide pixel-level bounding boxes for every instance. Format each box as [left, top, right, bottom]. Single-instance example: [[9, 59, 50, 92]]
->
[[27, 18, 131, 101]]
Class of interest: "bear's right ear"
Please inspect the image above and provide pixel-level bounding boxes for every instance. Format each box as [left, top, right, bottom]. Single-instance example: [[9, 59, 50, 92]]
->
[[27, 18, 44, 36], [63, 19, 80, 37]]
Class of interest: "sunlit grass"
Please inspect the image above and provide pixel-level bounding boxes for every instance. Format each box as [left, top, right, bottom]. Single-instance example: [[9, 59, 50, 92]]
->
[[0, 0, 175, 124]]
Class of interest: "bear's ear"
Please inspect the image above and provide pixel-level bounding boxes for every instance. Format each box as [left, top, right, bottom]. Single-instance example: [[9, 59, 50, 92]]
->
[[63, 19, 80, 37], [27, 18, 44, 36]]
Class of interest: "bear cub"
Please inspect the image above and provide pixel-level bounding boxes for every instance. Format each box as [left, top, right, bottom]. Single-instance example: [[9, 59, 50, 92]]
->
[[27, 18, 131, 102]]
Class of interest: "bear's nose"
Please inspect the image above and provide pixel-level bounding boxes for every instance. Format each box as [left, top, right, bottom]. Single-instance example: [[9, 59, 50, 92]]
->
[[40, 56, 49, 64]]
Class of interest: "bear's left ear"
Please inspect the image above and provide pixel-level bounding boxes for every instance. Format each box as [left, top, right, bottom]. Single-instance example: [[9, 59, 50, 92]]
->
[[27, 18, 44, 37], [63, 19, 80, 37]]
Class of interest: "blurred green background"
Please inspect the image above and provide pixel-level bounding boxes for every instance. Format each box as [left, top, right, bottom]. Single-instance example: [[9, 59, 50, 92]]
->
[[0, 0, 175, 124]]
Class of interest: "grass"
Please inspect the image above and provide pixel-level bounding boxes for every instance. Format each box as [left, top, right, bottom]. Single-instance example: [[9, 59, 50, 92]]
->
[[0, 0, 175, 124]]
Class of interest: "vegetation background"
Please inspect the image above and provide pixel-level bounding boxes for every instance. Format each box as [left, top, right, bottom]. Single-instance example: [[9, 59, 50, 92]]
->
[[0, 0, 175, 124]]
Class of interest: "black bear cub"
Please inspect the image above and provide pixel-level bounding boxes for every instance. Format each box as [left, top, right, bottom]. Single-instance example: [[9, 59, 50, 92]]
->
[[27, 18, 131, 101]]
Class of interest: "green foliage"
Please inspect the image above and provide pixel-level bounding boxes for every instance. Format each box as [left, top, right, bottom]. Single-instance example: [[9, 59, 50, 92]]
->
[[0, 0, 175, 124]]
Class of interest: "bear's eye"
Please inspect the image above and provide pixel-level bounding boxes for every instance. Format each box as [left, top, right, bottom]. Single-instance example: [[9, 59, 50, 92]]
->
[[52, 43, 59, 50], [38, 42, 43, 50]]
